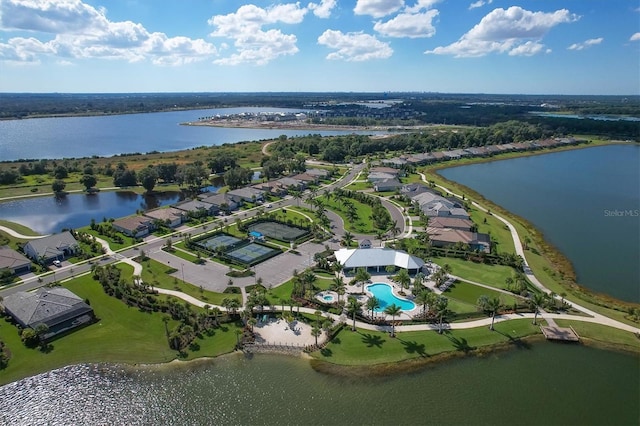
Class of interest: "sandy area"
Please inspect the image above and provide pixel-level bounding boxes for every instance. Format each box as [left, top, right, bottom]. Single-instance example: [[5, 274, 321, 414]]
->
[[252, 317, 322, 347]]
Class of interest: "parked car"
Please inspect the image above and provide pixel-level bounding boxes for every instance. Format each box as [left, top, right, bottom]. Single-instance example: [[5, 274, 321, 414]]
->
[[53, 260, 62, 267]]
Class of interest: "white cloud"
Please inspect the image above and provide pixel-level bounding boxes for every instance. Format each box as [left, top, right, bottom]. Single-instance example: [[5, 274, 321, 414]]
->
[[373, 10, 439, 38], [469, 0, 492, 10], [308, 0, 336, 18], [0, 0, 217, 65], [426, 6, 579, 57], [508, 41, 545, 56], [630, 32, 640, 41], [317, 29, 393, 61], [404, 0, 440, 13], [208, 3, 307, 65], [567, 37, 603, 51], [353, 0, 404, 18]]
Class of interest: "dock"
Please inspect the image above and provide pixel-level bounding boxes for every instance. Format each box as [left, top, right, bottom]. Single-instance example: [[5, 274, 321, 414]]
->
[[540, 325, 580, 342]]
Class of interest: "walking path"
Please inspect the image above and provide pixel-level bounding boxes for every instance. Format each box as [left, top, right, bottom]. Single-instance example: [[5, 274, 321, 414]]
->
[[417, 172, 640, 334], [0, 225, 47, 239]]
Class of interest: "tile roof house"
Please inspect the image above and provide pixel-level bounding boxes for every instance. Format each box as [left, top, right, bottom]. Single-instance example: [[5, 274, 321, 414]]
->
[[304, 168, 330, 178], [2, 287, 95, 341], [374, 178, 403, 192], [0, 246, 31, 274], [112, 215, 154, 238], [410, 191, 470, 219], [23, 231, 79, 264], [428, 229, 491, 253], [427, 217, 474, 231], [227, 187, 265, 203], [197, 193, 238, 212], [367, 171, 397, 183], [143, 207, 185, 228]]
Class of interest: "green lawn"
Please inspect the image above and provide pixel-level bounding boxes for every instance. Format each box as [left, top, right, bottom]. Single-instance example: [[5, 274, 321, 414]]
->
[[344, 181, 372, 191], [0, 274, 241, 386], [431, 258, 516, 290], [555, 320, 640, 351], [321, 195, 377, 234], [312, 319, 541, 365], [139, 258, 241, 306], [443, 281, 520, 309]]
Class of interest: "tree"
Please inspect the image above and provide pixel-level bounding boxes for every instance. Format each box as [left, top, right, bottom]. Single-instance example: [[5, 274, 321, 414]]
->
[[137, 166, 159, 193], [53, 165, 68, 179], [435, 296, 449, 334], [478, 296, 502, 331], [415, 290, 436, 317], [113, 168, 137, 187], [366, 296, 380, 319], [529, 292, 546, 325], [80, 174, 97, 191], [311, 325, 322, 346], [51, 179, 66, 194], [384, 303, 402, 337], [341, 231, 354, 248], [355, 267, 371, 293], [394, 269, 411, 291], [346, 296, 362, 331]]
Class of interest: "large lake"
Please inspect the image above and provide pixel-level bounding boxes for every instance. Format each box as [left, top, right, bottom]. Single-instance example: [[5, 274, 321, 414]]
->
[[0, 107, 386, 161], [440, 144, 640, 303], [0, 345, 638, 425]]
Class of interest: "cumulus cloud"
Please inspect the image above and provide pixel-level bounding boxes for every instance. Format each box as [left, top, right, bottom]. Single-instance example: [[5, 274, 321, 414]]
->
[[567, 37, 603, 50], [469, 0, 492, 10], [404, 0, 440, 13], [208, 3, 307, 65], [373, 10, 439, 38], [353, 0, 404, 18], [317, 29, 393, 61], [308, 0, 336, 18], [0, 0, 217, 65], [426, 6, 579, 57], [630, 32, 640, 41]]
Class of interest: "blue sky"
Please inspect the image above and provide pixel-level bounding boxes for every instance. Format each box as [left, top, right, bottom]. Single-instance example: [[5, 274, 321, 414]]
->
[[0, 0, 638, 94]]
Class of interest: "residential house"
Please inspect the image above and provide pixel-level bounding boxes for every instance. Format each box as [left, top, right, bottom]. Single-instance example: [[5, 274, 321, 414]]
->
[[430, 151, 446, 161], [277, 176, 306, 190], [465, 146, 489, 157], [227, 187, 265, 203], [0, 246, 31, 274], [428, 228, 491, 253], [367, 171, 397, 183], [176, 199, 218, 217], [23, 231, 79, 264], [252, 181, 287, 196], [410, 191, 470, 219], [198, 193, 239, 213], [143, 207, 185, 229], [374, 178, 403, 192], [290, 173, 318, 185], [369, 166, 400, 176], [112, 215, 154, 238], [427, 217, 474, 231], [2, 287, 95, 340], [304, 168, 330, 179]]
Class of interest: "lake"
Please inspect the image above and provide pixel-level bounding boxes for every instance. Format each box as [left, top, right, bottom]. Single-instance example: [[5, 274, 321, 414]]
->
[[0, 344, 637, 425], [440, 144, 640, 303], [0, 108, 386, 161], [0, 191, 184, 234]]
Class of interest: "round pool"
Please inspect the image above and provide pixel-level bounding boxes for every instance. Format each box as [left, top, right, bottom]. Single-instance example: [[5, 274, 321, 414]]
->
[[366, 283, 416, 312], [323, 294, 335, 302]]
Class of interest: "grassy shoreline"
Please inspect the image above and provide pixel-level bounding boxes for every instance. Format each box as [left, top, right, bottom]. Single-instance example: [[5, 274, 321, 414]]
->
[[422, 139, 640, 320]]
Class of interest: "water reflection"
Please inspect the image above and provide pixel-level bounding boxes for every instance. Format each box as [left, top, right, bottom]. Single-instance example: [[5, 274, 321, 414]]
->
[[0, 190, 184, 234]]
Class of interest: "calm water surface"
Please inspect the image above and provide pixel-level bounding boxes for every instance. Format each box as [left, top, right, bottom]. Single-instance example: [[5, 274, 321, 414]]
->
[[0, 191, 183, 234], [0, 108, 386, 161], [0, 344, 637, 425], [440, 144, 640, 303]]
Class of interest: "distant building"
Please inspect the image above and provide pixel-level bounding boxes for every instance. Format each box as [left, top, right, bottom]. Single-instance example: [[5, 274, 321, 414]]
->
[[2, 287, 95, 340]]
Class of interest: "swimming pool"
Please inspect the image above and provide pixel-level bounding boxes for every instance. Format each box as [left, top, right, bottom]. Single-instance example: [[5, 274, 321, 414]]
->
[[323, 295, 335, 302], [366, 283, 416, 312]]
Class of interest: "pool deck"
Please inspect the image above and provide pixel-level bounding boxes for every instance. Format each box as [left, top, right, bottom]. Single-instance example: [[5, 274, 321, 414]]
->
[[342, 276, 421, 320]]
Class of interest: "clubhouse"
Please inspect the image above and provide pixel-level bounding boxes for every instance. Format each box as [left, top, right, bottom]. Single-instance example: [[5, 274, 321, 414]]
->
[[334, 247, 425, 274]]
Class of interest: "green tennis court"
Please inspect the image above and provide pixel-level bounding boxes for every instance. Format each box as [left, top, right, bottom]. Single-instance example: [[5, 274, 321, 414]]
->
[[194, 233, 241, 250], [225, 242, 280, 265], [248, 221, 309, 242]]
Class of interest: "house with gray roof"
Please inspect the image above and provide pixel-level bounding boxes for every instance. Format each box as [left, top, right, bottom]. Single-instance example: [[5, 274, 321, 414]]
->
[[374, 178, 403, 192], [0, 246, 31, 275], [334, 247, 425, 274], [227, 187, 265, 203], [2, 287, 94, 340], [304, 168, 330, 178], [410, 191, 470, 219], [428, 229, 491, 253], [175, 199, 217, 217], [112, 215, 154, 238], [23, 231, 79, 264], [143, 207, 185, 228], [198, 193, 238, 212], [367, 171, 397, 183]]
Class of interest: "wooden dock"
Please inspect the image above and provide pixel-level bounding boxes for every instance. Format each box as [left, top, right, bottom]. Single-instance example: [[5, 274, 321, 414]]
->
[[540, 325, 580, 342]]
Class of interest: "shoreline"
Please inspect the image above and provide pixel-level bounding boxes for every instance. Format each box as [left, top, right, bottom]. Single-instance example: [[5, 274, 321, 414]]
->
[[180, 119, 428, 133], [426, 140, 640, 311]]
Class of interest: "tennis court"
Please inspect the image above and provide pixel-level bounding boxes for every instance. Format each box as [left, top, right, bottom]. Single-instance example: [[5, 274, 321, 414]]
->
[[248, 221, 309, 242], [194, 233, 241, 251], [226, 242, 280, 265]]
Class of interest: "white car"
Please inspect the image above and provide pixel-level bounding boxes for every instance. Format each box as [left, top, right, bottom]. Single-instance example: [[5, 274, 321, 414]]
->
[[53, 260, 62, 267], [265, 204, 272, 208]]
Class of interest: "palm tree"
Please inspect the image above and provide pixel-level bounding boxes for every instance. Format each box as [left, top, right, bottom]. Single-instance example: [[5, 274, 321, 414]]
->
[[341, 231, 354, 248], [384, 303, 402, 338], [366, 296, 381, 319], [375, 229, 385, 247], [346, 296, 362, 331], [333, 261, 344, 278], [247, 317, 257, 332], [311, 325, 322, 346], [390, 221, 401, 240], [413, 272, 425, 293], [415, 290, 436, 317], [394, 269, 411, 291], [529, 292, 546, 325], [486, 297, 502, 331], [355, 267, 371, 293], [435, 296, 449, 334]]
